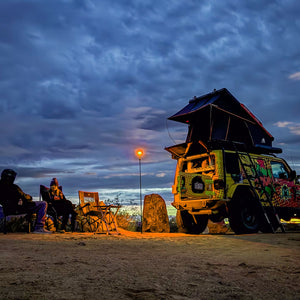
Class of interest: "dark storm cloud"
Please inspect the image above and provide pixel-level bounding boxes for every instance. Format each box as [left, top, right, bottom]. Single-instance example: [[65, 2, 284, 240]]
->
[[0, 0, 299, 198]]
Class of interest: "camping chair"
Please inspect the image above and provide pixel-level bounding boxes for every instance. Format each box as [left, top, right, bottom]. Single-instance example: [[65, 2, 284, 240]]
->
[[39, 185, 59, 231], [78, 191, 121, 235], [0, 204, 33, 234]]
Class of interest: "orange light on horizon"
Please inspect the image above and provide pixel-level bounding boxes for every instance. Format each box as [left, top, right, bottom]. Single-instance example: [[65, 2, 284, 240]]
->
[[135, 148, 144, 159], [135, 148, 144, 233]]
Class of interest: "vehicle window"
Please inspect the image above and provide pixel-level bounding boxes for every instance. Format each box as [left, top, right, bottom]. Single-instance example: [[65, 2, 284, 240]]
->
[[271, 161, 289, 179], [225, 152, 240, 174], [181, 162, 187, 172], [187, 155, 215, 173]]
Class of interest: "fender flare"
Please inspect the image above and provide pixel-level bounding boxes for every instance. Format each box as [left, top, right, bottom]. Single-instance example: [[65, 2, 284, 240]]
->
[[227, 184, 256, 201]]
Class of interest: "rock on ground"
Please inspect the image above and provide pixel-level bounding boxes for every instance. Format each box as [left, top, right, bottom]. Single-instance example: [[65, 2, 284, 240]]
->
[[142, 194, 170, 233]]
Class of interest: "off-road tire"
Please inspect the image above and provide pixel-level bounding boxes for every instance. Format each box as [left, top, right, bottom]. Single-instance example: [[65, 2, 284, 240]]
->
[[177, 210, 208, 234], [228, 193, 260, 234]]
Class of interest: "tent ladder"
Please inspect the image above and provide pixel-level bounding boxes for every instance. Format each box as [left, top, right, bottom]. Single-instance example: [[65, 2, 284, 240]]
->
[[231, 142, 285, 233]]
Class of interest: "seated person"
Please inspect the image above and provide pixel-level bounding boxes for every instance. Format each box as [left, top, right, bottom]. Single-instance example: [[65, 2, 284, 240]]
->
[[48, 178, 77, 232], [0, 169, 51, 234]]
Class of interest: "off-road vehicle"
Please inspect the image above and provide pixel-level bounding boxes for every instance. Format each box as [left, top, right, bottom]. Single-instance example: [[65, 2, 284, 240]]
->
[[166, 88, 300, 234]]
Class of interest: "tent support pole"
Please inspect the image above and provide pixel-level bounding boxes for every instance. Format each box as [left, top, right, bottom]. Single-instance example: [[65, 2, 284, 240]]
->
[[225, 116, 231, 140]]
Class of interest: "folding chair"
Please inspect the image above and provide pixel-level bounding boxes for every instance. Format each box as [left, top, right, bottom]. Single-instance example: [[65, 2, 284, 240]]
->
[[78, 191, 121, 235]]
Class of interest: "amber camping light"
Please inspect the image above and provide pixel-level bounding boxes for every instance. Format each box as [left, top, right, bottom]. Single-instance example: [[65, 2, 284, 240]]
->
[[135, 149, 144, 159]]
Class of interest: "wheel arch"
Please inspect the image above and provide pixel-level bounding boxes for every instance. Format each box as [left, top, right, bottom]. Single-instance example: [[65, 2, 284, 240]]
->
[[229, 185, 257, 202]]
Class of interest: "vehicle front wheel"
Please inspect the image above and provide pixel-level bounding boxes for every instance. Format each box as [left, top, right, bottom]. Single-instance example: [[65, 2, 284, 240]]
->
[[177, 210, 208, 234], [228, 194, 260, 234]]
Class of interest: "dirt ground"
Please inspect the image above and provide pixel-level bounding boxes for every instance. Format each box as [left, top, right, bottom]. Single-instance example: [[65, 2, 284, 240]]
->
[[0, 230, 299, 300]]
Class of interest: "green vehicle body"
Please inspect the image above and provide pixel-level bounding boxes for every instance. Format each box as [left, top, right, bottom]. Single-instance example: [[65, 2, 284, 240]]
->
[[171, 148, 300, 234]]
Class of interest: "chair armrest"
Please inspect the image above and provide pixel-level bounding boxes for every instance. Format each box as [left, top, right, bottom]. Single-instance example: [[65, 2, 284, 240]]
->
[[110, 205, 122, 208], [80, 203, 91, 209]]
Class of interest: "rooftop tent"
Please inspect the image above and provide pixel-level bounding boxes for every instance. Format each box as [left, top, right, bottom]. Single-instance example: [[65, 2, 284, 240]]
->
[[168, 88, 282, 154]]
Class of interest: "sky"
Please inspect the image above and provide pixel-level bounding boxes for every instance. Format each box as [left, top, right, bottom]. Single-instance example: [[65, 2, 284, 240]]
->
[[0, 0, 299, 204]]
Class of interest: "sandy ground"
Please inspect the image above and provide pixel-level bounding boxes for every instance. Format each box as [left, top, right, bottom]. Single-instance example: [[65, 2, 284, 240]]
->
[[0, 230, 299, 300]]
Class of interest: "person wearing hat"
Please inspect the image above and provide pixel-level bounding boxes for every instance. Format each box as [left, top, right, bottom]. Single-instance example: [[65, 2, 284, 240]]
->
[[0, 169, 51, 234], [48, 178, 77, 232]]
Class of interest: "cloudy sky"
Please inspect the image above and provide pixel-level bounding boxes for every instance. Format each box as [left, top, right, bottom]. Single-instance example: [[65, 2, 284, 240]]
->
[[0, 0, 299, 203]]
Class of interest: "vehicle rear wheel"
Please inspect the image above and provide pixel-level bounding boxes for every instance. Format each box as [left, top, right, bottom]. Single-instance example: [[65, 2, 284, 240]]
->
[[228, 194, 260, 234], [176, 210, 188, 233], [177, 210, 208, 234]]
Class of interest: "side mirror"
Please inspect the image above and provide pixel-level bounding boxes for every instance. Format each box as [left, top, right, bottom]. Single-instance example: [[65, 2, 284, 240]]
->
[[289, 170, 297, 181]]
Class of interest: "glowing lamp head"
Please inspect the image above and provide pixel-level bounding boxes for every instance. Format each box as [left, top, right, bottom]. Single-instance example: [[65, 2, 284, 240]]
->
[[135, 149, 144, 159]]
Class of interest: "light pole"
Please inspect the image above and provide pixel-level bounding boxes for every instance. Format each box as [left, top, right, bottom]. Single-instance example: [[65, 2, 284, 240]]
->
[[135, 149, 144, 233]]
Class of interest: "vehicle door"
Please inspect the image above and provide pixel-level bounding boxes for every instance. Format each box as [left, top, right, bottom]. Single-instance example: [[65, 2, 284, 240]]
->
[[269, 159, 300, 209]]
